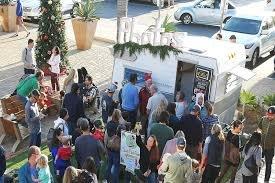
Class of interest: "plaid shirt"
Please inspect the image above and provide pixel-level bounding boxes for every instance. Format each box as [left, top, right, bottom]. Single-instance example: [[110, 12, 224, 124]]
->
[[202, 114, 219, 141]]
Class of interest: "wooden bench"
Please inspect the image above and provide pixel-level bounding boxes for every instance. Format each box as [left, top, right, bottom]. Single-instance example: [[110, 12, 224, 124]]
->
[[0, 116, 29, 152], [1, 96, 25, 122]]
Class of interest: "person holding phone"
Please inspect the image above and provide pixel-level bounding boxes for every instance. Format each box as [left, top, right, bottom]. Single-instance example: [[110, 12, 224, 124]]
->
[[136, 124, 160, 182]]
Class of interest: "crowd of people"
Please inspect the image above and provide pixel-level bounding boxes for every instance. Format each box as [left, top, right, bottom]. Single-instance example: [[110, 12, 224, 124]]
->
[[1, 39, 275, 183]]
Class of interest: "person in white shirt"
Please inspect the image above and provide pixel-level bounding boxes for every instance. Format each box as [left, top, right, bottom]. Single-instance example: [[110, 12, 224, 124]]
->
[[175, 91, 188, 119], [48, 46, 61, 91], [147, 84, 168, 133], [54, 108, 70, 136]]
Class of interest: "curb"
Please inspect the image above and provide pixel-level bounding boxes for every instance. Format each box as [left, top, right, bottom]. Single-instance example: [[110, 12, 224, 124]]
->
[[94, 36, 116, 44]]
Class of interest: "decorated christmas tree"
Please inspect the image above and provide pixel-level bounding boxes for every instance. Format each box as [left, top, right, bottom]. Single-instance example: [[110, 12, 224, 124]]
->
[[35, 0, 68, 68]]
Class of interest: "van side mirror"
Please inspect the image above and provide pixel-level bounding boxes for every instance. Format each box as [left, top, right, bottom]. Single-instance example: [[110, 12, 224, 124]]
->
[[261, 23, 269, 35]]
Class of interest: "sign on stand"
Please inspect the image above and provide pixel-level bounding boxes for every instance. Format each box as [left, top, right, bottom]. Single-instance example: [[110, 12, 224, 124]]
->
[[192, 66, 213, 101], [120, 131, 140, 173]]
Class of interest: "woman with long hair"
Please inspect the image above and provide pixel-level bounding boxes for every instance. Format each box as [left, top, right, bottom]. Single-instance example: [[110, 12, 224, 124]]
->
[[148, 99, 168, 134], [63, 69, 76, 94], [104, 110, 124, 183], [82, 157, 98, 182], [136, 125, 160, 183], [63, 166, 80, 183], [240, 131, 263, 183], [201, 124, 225, 183], [48, 46, 61, 91]]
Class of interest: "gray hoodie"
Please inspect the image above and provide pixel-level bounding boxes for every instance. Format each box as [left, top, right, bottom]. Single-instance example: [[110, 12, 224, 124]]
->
[[241, 145, 263, 176], [159, 151, 193, 183]]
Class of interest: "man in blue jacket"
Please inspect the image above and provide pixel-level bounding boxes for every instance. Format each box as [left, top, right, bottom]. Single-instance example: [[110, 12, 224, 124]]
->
[[14, 0, 30, 37], [19, 146, 41, 183], [121, 73, 139, 130]]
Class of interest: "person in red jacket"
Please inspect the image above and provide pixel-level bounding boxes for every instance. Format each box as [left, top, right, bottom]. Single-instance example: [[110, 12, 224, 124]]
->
[[139, 74, 153, 135]]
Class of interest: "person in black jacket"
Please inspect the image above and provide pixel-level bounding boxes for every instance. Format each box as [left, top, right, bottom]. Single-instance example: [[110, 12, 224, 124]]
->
[[63, 83, 85, 143], [200, 124, 225, 183], [177, 105, 203, 161], [136, 125, 160, 182]]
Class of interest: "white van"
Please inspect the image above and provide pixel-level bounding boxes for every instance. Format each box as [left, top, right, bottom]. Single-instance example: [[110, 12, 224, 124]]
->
[[214, 12, 275, 68], [112, 36, 255, 124]]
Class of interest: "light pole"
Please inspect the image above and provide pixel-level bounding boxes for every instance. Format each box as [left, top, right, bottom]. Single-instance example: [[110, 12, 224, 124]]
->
[[219, 0, 228, 33], [152, 0, 164, 45]]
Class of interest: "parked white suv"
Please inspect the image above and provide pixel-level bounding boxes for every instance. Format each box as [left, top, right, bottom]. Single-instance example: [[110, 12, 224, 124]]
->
[[214, 13, 275, 68]]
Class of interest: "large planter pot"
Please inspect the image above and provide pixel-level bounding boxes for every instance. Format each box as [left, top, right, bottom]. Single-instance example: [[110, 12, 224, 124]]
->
[[0, 4, 16, 32], [72, 18, 98, 50]]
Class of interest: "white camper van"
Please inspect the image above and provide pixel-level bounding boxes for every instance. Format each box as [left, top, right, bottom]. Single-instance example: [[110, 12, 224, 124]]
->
[[112, 36, 255, 124]]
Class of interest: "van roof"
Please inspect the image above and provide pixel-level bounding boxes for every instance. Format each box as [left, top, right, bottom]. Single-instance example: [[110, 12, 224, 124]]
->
[[177, 36, 246, 74]]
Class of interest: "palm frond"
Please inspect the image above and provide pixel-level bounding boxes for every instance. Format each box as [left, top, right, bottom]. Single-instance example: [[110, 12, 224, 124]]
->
[[262, 94, 275, 106]]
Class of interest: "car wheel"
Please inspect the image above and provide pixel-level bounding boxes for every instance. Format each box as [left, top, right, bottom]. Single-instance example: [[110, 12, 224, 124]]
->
[[223, 17, 231, 24], [270, 45, 275, 56], [70, 4, 79, 18], [250, 48, 259, 69], [180, 13, 192, 25]]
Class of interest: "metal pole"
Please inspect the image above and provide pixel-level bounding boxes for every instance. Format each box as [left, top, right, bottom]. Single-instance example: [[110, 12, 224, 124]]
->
[[219, 0, 227, 33]]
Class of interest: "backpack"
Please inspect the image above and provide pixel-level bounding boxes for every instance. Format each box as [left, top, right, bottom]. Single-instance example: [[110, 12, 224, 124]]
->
[[47, 123, 65, 150]]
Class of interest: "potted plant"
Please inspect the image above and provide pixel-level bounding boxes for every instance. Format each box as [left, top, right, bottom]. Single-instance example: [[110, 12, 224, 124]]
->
[[0, 0, 17, 32], [71, 0, 99, 50]]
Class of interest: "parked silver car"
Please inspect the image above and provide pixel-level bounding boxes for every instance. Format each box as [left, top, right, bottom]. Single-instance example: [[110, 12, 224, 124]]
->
[[174, 0, 236, 26], [22, 0, 81, 21]]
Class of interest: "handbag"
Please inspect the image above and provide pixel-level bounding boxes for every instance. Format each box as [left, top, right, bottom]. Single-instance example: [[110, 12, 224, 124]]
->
[[244, 147, 259, 175], [106, 135, 121, 151], [224, 140, 240, 165]]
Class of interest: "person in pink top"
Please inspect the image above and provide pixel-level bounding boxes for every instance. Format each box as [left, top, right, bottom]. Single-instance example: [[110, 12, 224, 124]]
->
[[48, 46, 61, 91]]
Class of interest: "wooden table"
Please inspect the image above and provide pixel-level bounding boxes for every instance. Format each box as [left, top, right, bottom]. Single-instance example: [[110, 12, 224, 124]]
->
[[0, 115, 29, 152]]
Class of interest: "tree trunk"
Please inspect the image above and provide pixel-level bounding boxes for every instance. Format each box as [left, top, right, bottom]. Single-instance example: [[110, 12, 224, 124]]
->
[[117, 0, 128, 42]]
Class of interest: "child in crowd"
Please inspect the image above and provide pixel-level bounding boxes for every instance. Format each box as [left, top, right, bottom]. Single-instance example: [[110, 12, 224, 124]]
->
[[32, 154, 51, 183], [55, 138, 72, 177], [38, 92, 57, 115], [91, 119, 105, 142], [191, 159, 202, 183]]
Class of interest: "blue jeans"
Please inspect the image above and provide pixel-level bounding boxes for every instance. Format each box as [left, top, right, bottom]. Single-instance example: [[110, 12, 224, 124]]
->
[[146, 172, 157, 183], [106, 150, 120, 183], [16, 94, 28, 106], [30, 132, 41, 147], [0, 175, 4, 183]]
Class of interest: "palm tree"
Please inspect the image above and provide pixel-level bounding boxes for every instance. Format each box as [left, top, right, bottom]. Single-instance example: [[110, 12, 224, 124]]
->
[[117, 0, 128, 42], [262, 94, 275, 107], [239, 90, 257, 116]]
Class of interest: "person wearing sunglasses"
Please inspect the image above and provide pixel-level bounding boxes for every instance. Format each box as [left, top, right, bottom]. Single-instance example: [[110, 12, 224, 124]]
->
[[25, 90, 45, 147], [19, 146, 42, 183]]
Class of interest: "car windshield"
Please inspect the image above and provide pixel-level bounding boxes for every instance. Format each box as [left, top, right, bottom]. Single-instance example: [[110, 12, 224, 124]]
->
[[223, 17, 261, 35]]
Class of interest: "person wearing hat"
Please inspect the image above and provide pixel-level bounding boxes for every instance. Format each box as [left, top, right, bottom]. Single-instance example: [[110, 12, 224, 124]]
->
[[101, 84, 119, 124], [176, 104, 203, 161], [159, 136, 193, 183], [139, 74, 153, 134], [258, 106, 275, 182]]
